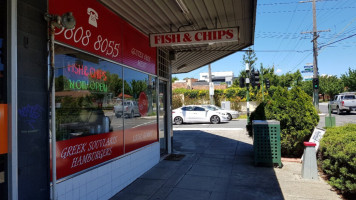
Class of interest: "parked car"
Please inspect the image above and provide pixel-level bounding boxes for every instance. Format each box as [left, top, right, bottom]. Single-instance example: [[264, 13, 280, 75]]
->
[[202, 105, 239, 121], [113, 100, 140, 118], [329, 93, 356, 114], [172, 105, 229, 125]]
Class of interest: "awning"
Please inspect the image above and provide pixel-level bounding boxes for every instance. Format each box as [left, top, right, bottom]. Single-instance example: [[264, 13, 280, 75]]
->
[[100, 0, 257, 74]]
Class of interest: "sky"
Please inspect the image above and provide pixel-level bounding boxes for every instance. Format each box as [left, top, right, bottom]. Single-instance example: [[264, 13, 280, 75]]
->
[[174, 0, 356, 80]]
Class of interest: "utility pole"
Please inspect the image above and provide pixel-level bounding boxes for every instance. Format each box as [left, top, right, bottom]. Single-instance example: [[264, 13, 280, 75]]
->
[[300, 0, 328, 111], [312, 0, 319, 111]]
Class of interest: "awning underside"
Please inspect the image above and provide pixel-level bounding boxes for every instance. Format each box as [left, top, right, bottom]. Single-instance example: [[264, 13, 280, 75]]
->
[[101, 0, 257, 74]]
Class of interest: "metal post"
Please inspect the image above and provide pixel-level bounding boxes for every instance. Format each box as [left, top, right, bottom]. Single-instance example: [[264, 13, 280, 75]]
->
[[261, 65, 264, 101], [8, 0, 18, 199], [246, 63, 250, 122], [50, 24, 57, 200], [208, 63, 214, 105], [312, 0, 319, 111]]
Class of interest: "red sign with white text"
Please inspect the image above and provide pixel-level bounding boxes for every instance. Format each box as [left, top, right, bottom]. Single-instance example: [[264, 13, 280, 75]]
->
[[123, 23, 156, 74], [54, 131, 124, 179], [49, 0, 156, 74], [150, 27, 239, 47], [125, 123, 158, 153]]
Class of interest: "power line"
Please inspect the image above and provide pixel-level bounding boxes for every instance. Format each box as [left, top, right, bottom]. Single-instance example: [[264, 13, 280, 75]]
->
[[319, 33, 356, 49]]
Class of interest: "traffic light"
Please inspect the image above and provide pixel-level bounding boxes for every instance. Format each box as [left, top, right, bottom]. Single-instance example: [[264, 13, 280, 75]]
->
[[254, 70, 260, 85], [250, 70, 260, 88], [250, 70, 255, 87], [265, 79, 270, 89], [313, 78, 319, 89], [239, 77, 245, 88]]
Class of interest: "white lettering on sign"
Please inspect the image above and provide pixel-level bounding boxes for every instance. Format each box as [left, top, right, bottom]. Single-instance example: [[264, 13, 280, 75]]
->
[[150, 27, 239, 47], [59, 136, 119, 168], [55, 26, 120, 58], [133, 131, 154, 142]]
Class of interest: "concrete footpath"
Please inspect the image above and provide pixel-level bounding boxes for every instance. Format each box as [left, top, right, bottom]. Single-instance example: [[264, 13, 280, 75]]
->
[[111, 129, 341, 200]]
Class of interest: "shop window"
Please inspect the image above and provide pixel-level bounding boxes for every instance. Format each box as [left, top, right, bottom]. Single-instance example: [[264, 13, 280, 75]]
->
[[53, 45, 158, 179], [54, 45, 123, 141], [123, 68, 157, 153]]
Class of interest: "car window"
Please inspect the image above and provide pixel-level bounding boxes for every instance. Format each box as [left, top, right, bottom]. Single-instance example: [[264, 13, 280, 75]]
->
[[344, 95, 355, 100], [206, 106, 217, 111], [334, 96, 338, 101], [182, 106, 193, 111], [194, 107, 205, 111]]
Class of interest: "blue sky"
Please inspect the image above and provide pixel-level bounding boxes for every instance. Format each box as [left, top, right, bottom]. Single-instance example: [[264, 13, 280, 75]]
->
[[174, 0, 356, 80]]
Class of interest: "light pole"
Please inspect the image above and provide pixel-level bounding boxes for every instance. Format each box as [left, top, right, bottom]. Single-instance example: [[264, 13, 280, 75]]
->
[[245, 63, 250, 121]]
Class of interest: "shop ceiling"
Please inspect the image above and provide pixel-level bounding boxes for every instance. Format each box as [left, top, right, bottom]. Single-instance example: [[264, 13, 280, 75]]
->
[[101, 0, 257, 74]]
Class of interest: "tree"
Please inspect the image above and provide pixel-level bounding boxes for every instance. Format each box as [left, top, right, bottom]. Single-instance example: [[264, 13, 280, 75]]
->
[[319, 75, 344, 101], [172, 76, 179, 83], [242, 47, 258, 71], [301, 80, 313, 97], [341, 68, 356, 91]]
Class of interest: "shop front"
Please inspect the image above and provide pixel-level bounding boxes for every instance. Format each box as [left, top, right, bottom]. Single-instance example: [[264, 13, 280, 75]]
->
[[2, 0, 256, 199], [49, 0, 162, 198]]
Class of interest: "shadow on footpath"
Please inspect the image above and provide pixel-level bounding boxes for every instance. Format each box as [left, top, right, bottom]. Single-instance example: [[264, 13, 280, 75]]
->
[[111, 130, 284, 200]]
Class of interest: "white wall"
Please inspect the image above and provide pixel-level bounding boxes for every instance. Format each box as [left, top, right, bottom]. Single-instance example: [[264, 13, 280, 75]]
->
[[53, 142, 160, 200]]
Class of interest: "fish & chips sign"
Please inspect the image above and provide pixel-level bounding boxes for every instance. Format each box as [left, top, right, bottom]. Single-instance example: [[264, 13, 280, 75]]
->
[[150, 27, 239, 47]]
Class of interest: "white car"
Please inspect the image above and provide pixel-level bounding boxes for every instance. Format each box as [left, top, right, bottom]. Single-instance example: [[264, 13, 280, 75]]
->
[[172, 105, 229, 125], [202, 105, 239, 121]]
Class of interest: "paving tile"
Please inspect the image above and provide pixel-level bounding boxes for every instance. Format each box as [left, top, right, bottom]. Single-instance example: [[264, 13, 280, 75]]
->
[[176, 175, 229, 192], [123, 179, 165, 196], [187, 164, 232, 178], [165, 188, 211, 200]]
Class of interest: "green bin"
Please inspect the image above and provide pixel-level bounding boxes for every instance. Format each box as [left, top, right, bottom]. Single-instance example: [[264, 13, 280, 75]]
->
[[252, 120, 282, 167]]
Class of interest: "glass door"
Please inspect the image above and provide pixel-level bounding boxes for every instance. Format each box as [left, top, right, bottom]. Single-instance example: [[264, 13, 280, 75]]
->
[[159, 80, 167, 154]]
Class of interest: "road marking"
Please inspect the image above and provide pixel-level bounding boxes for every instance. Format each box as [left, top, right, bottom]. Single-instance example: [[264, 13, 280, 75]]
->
[[173, 128, 244, 131]]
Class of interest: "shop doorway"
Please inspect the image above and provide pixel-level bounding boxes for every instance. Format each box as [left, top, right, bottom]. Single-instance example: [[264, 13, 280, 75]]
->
[[159, 80, 168, 155]]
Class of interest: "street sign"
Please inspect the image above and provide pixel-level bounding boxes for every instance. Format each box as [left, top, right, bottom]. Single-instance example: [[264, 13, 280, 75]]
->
[[304, 65, 313, 69], [302, 70, 313, 73], [304, 78, 313, 81]]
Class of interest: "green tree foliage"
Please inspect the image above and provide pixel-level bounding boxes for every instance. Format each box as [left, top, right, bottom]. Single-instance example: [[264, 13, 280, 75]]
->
[[242, 47, 258, 71], [278, 70, 303, 88], [319, 124, 356, 196], [172, 76, 179, 83], [301, 80, 313, 97], [319, 75, 344, 101], [341, 68, 356, 91], [248, 86, 319, 157]]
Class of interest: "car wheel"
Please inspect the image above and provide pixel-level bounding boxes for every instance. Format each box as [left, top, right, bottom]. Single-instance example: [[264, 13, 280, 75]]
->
[[210, 115, 220, 124], [227, 113, 232, 121], [337, 107, 341, 115], [115, 112, 121, 118], [130, 110, 134, 118], [174, 116, 183, 125], [346, 110, 351, 114]]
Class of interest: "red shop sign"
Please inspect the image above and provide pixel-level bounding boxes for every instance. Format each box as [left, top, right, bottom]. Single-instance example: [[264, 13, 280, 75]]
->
[[122, 23, 156, 75], [49, 0, 156, 75], [125, 123, 158, 153], [54, 131, 124, 179]]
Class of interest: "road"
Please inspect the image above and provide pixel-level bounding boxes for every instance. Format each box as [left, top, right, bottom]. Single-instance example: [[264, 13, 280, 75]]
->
[[173, 119, 247, 130], [173, 103, 356, 130], [318, 102, 356, 127]]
